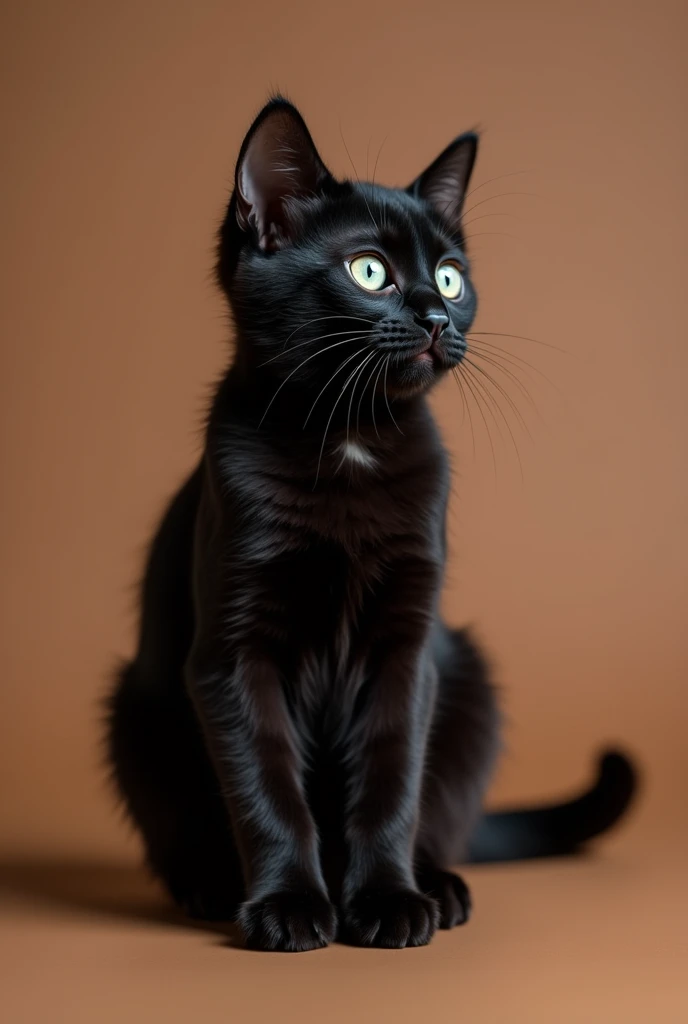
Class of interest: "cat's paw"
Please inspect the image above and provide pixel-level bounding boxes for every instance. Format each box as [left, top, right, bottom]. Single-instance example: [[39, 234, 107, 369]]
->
[[417, 868, 472, 929], [238, 888, 337, 952], [343, 887, 439, 948]]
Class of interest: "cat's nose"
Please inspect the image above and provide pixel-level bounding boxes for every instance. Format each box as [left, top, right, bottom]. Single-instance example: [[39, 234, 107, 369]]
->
[[415, 311, 449, 341]]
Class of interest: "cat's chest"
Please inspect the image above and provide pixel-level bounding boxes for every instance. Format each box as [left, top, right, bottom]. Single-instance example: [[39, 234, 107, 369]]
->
[[275, 467, 430, 552], [284, 547, 387, 716], [281, 537, 387, 631]]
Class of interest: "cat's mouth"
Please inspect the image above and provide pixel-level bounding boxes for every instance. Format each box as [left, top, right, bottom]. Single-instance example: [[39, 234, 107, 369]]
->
[[384, 336, 466, 397], [409, 337, 465, 370], [411, 346, 435, 366]]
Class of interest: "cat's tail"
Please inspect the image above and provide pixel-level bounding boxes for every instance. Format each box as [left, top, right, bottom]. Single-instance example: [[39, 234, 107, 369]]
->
[[467, 749, 638, 863]]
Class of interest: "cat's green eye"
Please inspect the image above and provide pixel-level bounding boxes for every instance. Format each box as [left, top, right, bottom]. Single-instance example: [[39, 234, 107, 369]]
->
[[348, 254, 388, 292], [435, 262, 464, 300]]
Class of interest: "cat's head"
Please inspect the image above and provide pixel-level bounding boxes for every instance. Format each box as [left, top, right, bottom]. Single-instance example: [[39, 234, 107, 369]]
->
[[217, 98, 478, 408]]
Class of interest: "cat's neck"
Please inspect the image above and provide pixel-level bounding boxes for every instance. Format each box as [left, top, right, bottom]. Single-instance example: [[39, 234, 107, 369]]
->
[[212, 357, 433, 444]]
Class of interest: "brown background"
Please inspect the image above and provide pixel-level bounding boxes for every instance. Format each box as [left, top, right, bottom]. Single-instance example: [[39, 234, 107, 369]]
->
[[1, 1, 687, 1021]]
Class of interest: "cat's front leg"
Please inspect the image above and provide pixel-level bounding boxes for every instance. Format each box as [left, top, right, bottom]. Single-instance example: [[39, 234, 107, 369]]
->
[[341, 638, 440, 948], [186, 648, 336, 952]]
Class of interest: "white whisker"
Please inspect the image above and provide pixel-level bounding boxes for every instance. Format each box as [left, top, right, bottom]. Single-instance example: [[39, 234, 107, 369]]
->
[[357, 352, 386, 437], [345, 350, 378, 447], [383, 355, 403, 434], [259, 334, 371, 426], [315, 352, 375, 486], [303, 343, 372, 427], [259, 328, 376, 368]]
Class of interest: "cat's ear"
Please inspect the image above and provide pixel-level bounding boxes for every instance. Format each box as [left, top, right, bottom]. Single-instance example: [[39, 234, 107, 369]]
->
[[407, 132, 478, 234], [234, 98, 334, 251]]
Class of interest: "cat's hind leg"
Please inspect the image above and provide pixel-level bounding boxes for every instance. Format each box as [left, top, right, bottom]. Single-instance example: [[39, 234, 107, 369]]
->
[[107, 659, 244, 921], [105, 470, 243, 921], [415, 626, 500, 928]]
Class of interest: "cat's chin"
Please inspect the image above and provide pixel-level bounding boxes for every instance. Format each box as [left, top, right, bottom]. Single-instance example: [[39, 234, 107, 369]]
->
[[387, 358, 448, 399]]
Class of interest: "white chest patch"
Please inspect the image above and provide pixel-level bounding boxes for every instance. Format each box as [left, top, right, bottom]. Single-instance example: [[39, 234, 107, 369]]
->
[[338, 440, 377, 470]]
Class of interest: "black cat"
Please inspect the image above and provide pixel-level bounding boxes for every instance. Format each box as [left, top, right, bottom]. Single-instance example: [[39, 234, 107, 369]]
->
[[106, 98, 637, 951]]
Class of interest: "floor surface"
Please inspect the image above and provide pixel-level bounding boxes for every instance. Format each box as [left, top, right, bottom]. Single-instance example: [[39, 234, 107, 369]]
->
[[2, 829, 687, 1023]]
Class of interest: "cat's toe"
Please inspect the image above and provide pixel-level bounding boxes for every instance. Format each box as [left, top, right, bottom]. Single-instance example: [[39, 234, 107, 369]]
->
[[343, 887, 439, 948], [239, 889, 337, 952], [417, 868, 472, 928]]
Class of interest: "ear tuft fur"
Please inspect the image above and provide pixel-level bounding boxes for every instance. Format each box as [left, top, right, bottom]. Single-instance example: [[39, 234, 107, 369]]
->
[[234, 99, 334, 251]]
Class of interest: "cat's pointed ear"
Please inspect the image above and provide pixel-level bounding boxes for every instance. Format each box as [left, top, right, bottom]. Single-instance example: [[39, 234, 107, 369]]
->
[[234, 99, 334, 251], [407, 132, 478, 234]]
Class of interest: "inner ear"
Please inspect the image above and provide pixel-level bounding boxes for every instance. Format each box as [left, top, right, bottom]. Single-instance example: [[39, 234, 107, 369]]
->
[[408, 132, 478, 235], [235, 99, 334, 251]]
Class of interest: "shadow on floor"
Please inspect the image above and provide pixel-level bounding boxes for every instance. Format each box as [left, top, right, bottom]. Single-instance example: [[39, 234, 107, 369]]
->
[[0, 859, 241, 943]]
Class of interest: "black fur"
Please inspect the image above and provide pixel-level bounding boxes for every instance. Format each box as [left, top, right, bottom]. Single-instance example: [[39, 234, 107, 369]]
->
[[106, 98, 637, 951]]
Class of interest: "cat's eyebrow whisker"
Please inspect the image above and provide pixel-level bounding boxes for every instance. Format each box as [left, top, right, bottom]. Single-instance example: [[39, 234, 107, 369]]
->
[[462, 211, 523, 229], [437, 192, 464, 222], [383, 355, 403, 435], [371, 135, 388, 190], [462, 169, 531, 205], [339, 122, 380, 233], [462, 230, 520, 244], [260, 328, 376, 367], [304, 344, 372, 428], [440, 190, 532, 231], [259, 335, 372, 426], [461, 191, 538, 220]]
